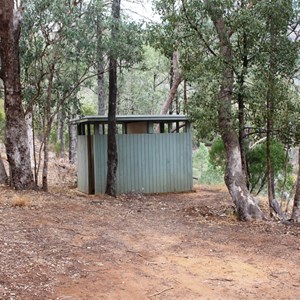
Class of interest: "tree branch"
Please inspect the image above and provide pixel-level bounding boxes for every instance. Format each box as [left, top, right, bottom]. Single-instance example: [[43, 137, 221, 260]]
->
[[181, 0, 217, 57]]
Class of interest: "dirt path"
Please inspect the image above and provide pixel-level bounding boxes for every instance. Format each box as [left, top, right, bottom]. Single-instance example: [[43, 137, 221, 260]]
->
[[0, 185, 300, 299]]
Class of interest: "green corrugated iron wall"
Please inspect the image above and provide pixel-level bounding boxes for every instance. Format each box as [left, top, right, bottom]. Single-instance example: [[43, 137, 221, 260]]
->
[[77, 136, 90, 193], [93, 132, 193, 194]]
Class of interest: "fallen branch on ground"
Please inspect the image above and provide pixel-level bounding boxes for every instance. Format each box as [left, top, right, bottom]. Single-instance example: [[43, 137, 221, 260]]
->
[[148, 287, 174, 298]]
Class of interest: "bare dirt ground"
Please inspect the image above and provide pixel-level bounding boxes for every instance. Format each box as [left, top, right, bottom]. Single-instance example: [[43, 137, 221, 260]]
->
[[0, 162, 300, 299]]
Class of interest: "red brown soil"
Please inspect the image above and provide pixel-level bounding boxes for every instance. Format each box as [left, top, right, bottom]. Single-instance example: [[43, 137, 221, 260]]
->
[[0, 166, 300, 299]]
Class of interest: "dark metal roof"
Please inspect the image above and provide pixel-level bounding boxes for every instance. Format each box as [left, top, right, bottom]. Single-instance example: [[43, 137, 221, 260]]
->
[[71, 115, 189, 124]]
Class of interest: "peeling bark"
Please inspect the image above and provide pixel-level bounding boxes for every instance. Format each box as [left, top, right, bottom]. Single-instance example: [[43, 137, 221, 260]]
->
[[206, 3, 263, 220], [223, 134, 264, 220], [0, 1, 34, 189], [159, 50, 182, 115]]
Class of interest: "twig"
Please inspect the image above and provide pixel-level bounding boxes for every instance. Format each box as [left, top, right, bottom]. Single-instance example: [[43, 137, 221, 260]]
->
[[270, 271, 292, 278], [127, 249, 145, 258], [206, 278, 234, 282], [53, 226, 88, 236], [148, 287, 174, 298]]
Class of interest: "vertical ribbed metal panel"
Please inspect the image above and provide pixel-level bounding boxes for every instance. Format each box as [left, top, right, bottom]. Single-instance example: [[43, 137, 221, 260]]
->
[[93, 135, 107, 194], [90, 132, 193, 194], [77, 136, 90, 193]]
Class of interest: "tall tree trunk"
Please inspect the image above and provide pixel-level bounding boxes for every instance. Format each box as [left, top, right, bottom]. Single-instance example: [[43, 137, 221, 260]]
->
[[97, 20, 106, 134], [280, 147, 290, 208], [183, 79, 188, 114], [168, 54, 174, 114], [56, 110, 61, 144], [207, 3, 263, 220], [160, 50, 182, 115], [42, 64, 55, 192], [59, 110, 66, 159], [97, 24, 106, 117], [32, 109, 38, 185], [69, 122, 77, 165], [69, 108, 77, 164], [266, 12, 276, 214], [291, 147, 300, 222], [105, 0, 120, 196], [42, 133, 50, 192], [0, 1, 34, 189], [98, 62, 106, 113], [237, 25, 250, 187], [238, 93, 248, 185]]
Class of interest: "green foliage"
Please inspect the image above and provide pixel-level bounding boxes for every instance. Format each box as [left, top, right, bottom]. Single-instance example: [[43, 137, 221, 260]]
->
[[80, 98, 98, 116], [20, 0, 143, 109], [189, 79, 219, 142], [209, 138, 226, 172], [193, 143, 223, 185], [152, 0, 300, 148], [110, 21, 145, 67], [118, 46, 171, 114], [209, 138, 293, 195], [276, 172, 295, 198], [247, 141, 291, 194], [20, 0, 95, 118]]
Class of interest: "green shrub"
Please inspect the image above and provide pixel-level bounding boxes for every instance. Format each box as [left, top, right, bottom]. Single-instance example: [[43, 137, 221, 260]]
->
[[209, 138, 293, 195], [209, 138, 226, 172], [193, 143, 223, 185]]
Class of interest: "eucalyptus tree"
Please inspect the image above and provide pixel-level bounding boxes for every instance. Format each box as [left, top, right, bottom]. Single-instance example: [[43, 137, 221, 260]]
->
[[153, 0, 299, 220], [105, 0, 121, 196], [0, 0, 34, 189], [291, 1, 300, 222], [21, 0, 97, 190], [253, 1, 298, 213], [152, 0, 262, 219], [204, 1, 264, 220]]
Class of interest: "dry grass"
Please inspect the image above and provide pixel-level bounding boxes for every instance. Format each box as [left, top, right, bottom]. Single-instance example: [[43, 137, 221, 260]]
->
[[10, 194, 31, 207]]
